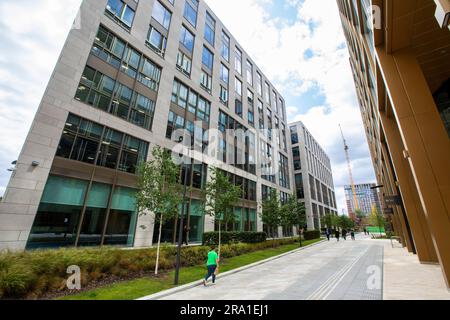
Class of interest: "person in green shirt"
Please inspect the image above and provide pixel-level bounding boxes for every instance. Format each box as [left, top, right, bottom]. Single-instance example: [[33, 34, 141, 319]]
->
[[203, 245, 219, 286]]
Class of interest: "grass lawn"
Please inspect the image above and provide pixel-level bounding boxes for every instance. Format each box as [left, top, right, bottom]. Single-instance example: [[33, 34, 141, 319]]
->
[[60, 238, 323, 300]]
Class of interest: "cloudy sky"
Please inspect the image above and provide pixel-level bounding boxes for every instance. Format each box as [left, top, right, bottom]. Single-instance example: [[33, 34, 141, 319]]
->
[[0, 0, 376, 214]]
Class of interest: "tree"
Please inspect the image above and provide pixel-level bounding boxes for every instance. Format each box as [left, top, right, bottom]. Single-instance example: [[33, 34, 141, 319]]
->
[[321, 213, 334, 229], [355, 209, 365, 226], [280, 197, 306, 246], [338, 214, 355, 230], [202, 167, 241, 256], [260, 189, 281, 238], [369, 206, 385, 236], [135, 146, 182, 275]]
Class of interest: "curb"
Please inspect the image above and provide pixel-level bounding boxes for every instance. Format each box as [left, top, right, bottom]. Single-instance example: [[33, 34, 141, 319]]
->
[[137, 239, 327, 300]]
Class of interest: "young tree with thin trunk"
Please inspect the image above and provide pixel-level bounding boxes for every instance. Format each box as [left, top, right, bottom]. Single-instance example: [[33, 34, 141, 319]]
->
[[135, 146, 182, 275], [202, 167, 241, 257], [260, 189, 281, 239], [280, 196, 306, 246]]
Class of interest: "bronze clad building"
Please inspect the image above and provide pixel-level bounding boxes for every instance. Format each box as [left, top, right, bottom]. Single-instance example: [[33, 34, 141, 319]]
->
[[337, 0, 450, 288]]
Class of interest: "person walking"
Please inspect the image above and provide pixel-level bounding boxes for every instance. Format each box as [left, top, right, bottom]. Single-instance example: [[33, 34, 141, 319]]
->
[[342, 229, 347, 241], [350, 230, 355, 240], [335, 229, 340, 242], [363, 227, 367, 235], [203, 245, 219, 286], [325, 229, 331, 241]]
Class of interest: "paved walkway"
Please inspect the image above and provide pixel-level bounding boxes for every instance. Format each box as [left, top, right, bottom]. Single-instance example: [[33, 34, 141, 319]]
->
[[140, 234, 450, 300], [157, 234, 384, 300]]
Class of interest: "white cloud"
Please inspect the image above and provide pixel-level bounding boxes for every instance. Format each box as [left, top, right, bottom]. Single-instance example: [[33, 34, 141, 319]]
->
[[0, 0, 82, 195]]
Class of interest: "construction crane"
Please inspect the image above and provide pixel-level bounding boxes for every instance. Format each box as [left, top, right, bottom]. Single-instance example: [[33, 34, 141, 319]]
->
[[339, 125, 359, 214]]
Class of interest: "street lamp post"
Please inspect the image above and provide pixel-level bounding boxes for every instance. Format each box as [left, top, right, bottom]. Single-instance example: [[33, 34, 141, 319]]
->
[[174, 136, 190, 286]]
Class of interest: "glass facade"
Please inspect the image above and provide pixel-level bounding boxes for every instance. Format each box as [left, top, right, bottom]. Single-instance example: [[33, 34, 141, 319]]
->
[[27, 175, 138, 249], [57, 114, 149, 174]]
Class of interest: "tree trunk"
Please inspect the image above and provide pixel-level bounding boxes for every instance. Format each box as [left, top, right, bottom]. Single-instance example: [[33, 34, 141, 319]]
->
[[155, 214, 163, 275]]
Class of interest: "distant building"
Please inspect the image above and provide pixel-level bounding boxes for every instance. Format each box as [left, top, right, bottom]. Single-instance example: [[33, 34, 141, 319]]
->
[[289, 121, 338, 231], [344, 183, 381, 220]]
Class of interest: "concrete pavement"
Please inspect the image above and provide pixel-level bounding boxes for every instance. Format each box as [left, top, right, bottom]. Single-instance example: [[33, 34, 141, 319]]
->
[[145, 234, 384, 300], [139, 234, 450, 300]]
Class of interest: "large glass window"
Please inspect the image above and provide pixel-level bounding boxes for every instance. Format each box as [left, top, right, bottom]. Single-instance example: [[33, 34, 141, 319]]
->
[[75, 66, 157, 131], [105, 0, 135, 29], [176, 51, 192, 76], [221, 31, 230, 62], [147, 26, 167, 56], [204, 12, 215, 46], [246, 60, 253, 86], [220, 63, 229, 84], [202, 46, 214, 70], [295, 174, 305, 199], [235, 77, 242, 97], [235, 48, 242, 75], [183, 0, 198, 28], [57, 114, 148, 174], [152, 0, 172, 30], [256, 72, 262, 96], [180, 25, 195, 53]]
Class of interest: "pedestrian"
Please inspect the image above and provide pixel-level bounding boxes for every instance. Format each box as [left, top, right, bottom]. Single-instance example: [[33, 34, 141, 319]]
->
[[335, 229, 340, 242], [363, 227, 367, 235], [342, 229, 347, 240], [183, 224, 190, 246], [325, 229, 331, 241], [351, 230, 355, 240], [203, 245, 219, 286]]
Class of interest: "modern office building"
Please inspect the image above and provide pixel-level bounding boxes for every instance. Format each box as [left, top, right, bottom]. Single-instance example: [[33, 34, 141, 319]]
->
[[0, 0, 293, 250], [337, 0, 450, 287], [290, 121, 338, 230], [344, 183, 382, 219]]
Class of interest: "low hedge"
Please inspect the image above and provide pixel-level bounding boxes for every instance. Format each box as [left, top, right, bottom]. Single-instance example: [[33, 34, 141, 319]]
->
[[202, 232, 267, 245], [303, 230, 321, 240], [0, 237, 298, 300]]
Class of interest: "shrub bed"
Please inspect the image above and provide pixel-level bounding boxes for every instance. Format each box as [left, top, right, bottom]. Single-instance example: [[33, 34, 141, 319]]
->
[[202, 232, 267, 245], [303, 230, 321, 240], [0, 237, 298, 299]]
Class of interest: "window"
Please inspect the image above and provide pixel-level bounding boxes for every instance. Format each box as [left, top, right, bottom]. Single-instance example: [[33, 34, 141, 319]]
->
[[246, 60, 253, 86], [75, 65, 157, 131], [200, 70, 212, 93], [295, 174, 305, 199], [235, 77, 242, 96], [258, 100, 264, 130], [171, 80, 189, 108], [272, 90, 278, 112], [105, 0, 135, 29], [235, 99, 243, 117], [121, 46, 140, 78], [151, 1, 171, 30], [202, 46, 214, 70], [57, 114, 148, 174], [184, 0, 198, 28], [256, 72, 262, 96], [138, 57, 162, 91], [204, 12, 215, 46], [220, 86, 228, 105], [247, 89, 254, 126], [147, 26, 167, 56], [179, 25, 195, 53], [166, 111, 185, 140], [290, 126, 299, 144], [221, 31, 230, 61], [176, 51, 192, 76], [279, 98, 285, 120], [264, 82, 270, 104], [235, 47, 242, 75], [220, 63, 229, 84], [91, 26, 125, 69], [279, 154, 290, 188]]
